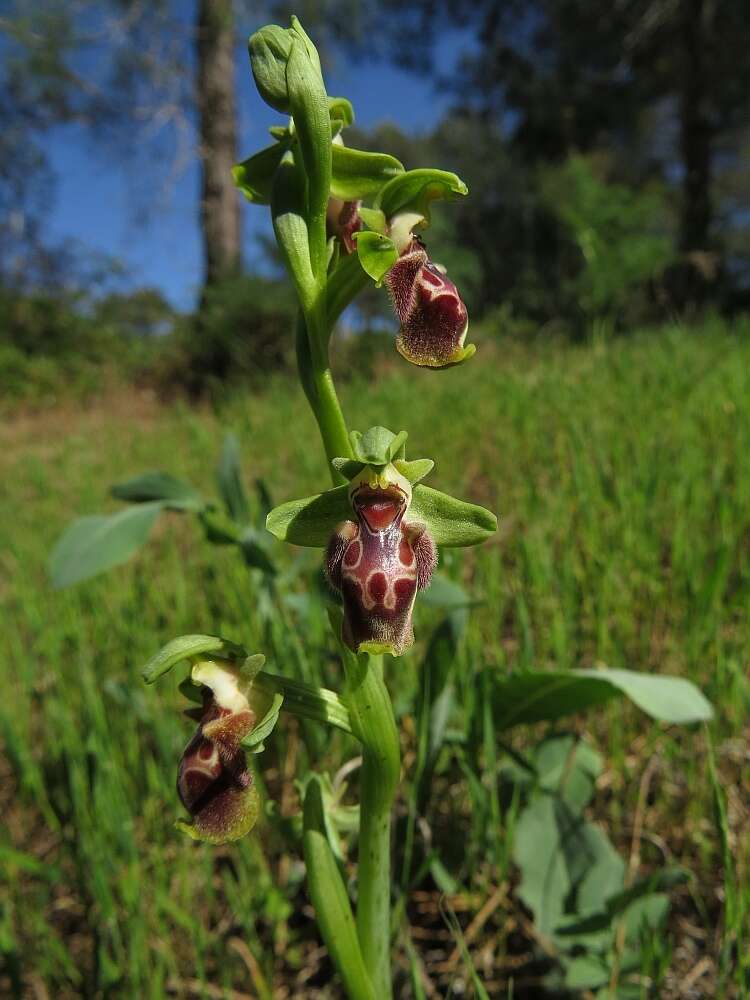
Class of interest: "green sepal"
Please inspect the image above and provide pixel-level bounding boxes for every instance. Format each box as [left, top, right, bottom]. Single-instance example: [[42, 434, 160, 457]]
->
[[352, 426, 407, 465], [248, 24, 293, 113], [332, 458, 366, 479], [353, 231, 398, 285], [357, 207, 387, 234], [376, 167, 468, 224], [266, 480, 496, 548], [110, 471, 205, 511], [329, 96, 354, 128], [266, 485, 352, 547], [330, 145, 404, 201], [233, 141, 289, 205], [269, 124, 289, 140], [289, 15, 322, 73], [393, 458, 434, 484], [141, 634, 247, 684], [409, 484, 497, 547]]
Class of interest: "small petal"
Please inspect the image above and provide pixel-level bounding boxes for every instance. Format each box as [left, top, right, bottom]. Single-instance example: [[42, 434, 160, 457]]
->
[[326, 197, 363, 254]]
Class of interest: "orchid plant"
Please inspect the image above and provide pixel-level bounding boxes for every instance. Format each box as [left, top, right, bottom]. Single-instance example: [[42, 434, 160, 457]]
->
[[48, 16, 717, 998], [222, 21, 493, 995], [150, 18, 495, 997]]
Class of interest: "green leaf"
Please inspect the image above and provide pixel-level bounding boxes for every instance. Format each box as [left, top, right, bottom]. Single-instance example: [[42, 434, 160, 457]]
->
[[199, 508, 241, 546], [248, 24, 292, 113], [217, 433, 250, 523], [418, 574, 475, 610], [376, 168, 468, 223], [303, 777, 376, 1000], [409, 484, 497, 547], [266, 485, 351, 546], [493, 667, 713, 730], [330, 145, 404, 201], [49, 502, 164, 588], [110, 472, 204, 511], [239, 527, 276, 575], [327, 250, 371, 326], [272, 149, 316, 307], [233, 141, 288, 205], [353, 231, 398, 284], [141, 633, 246, 684], [329, 96, 354, 127], [514, 771, 621, 938]]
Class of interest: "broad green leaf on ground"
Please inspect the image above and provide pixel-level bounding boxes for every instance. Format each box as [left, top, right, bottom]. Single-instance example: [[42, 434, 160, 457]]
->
[[513, 735, 620, 939], [110, 471, 204, 511], [493, 666, 713, 730], [49, 502, 165, 588]]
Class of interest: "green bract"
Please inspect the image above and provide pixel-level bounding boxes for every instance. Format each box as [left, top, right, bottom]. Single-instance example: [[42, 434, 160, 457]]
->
[[266, 427, 497, 548], [330, 145, 404, 201]]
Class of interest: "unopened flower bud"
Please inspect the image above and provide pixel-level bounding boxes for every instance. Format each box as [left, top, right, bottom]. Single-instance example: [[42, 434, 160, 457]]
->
[[385, 237, 473, 368], [176, 661, 260, 844], [325, 464, 436, 655]]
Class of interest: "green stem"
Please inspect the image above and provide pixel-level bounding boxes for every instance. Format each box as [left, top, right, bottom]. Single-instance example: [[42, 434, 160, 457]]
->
[[295, 251, 400, 995], [295, 309, 352, 483], [342, 649, 400, 999]]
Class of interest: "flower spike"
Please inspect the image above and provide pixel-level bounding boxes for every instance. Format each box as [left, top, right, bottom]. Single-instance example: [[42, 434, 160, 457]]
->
[[266, 427, 497, 656]]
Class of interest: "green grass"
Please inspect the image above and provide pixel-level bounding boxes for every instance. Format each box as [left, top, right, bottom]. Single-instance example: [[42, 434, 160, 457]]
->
[[1, 320, 749, 997]]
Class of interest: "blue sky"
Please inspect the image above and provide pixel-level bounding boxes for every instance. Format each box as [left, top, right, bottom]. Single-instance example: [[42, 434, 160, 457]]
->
[[45, 33, 464, 311]]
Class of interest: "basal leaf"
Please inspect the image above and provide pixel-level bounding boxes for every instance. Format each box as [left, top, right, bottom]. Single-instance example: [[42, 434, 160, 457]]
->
[[49, 502, 165, 588], [110, 472, 204, 511], [493, 667, 713, 730]]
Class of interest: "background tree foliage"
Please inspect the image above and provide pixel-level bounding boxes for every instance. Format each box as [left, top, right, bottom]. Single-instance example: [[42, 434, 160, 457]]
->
[[0, 0, 749, 390]]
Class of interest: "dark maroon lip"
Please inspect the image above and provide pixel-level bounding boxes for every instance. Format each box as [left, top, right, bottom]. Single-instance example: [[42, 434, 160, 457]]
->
[[352, 484, 407, 532]]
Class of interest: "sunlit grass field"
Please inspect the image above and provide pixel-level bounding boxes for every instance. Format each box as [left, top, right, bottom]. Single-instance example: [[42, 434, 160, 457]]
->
[[1, 321, 749, 998]]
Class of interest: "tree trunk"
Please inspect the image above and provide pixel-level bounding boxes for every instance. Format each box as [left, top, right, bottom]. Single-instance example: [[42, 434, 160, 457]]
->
[[196, 0, 241, 291], [678, 0, 712, 256]]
